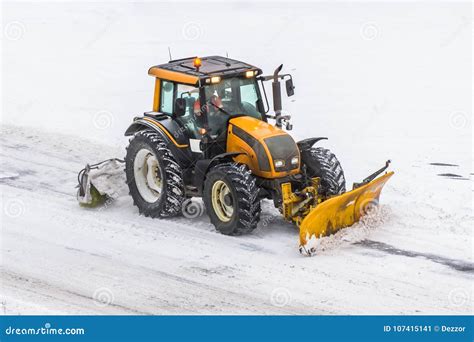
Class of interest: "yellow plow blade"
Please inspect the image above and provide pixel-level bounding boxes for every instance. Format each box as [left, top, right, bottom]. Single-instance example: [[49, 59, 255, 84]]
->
[[299, 171, 394, 255]]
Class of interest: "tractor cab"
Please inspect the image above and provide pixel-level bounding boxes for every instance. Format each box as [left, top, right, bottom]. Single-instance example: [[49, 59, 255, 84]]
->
[[146, 56, 295, 163], [148, 56, 267, 139]]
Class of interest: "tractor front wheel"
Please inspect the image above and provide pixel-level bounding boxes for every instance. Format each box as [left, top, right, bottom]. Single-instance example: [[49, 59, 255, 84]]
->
[[203, 163, 261, 235], [301, 147, 346, 198]]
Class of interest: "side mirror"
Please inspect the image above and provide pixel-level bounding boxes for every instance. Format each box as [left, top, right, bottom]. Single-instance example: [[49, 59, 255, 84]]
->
[[286, 78, 295, 97], [174, 98, 186, 117]]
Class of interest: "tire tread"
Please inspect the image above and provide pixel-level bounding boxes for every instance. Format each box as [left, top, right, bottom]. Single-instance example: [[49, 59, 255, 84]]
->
[[204, 162, 261, 235], [302, 147, 346, 197], [125, 130, 185, 218]]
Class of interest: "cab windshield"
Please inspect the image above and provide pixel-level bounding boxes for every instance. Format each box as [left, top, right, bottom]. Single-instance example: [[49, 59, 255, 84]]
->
[[204, 77, 263, 134]]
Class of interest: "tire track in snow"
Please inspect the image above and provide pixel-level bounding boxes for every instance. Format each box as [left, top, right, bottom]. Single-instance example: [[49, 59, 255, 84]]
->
[[1, 269, 150, 315], [356, 240, 474, 274]]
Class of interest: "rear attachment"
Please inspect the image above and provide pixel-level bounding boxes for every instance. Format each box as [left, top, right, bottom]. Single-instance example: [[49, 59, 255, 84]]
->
[[281, 161, 393, 256], [77, 158, 126, 207]]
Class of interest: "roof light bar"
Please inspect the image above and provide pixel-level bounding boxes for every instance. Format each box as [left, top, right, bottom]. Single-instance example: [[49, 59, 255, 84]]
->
[[205, 76, 221, 84], [245, 70, 257, 78]]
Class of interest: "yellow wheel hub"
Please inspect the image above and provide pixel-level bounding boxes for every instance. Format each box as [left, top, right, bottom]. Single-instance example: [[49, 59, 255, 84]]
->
[[211, 180, 234, 222]]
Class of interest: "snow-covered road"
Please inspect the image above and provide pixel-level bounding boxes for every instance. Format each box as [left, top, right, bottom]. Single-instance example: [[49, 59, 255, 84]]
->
[[1, 125, 472, 315]]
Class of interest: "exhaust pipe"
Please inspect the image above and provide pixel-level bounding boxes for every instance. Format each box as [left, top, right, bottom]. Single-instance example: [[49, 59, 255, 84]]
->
[[272, 64, 283, 128]]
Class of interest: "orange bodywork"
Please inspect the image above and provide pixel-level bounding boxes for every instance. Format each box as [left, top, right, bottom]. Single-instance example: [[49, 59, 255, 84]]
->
[[152, 78, 161, 112], [227, 116, 300, 178], [148, 67, 199, 85]]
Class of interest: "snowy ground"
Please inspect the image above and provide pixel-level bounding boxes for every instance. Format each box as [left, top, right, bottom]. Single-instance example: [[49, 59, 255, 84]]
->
[[1, 125, 472, 315], [1, 1, 472, 314]]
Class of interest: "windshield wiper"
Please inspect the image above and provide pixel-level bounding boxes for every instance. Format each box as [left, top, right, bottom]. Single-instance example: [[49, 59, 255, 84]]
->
[[208, 101, 232, 116]]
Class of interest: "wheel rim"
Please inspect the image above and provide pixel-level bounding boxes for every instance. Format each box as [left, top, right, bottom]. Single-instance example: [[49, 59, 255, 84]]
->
[[133, 148, 163, 203], [211, 180, 234, 222]]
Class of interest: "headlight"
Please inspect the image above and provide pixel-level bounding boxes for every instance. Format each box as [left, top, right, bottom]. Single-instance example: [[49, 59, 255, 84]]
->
[[291, 156, 299, 165], [274, 159, 285, 168]]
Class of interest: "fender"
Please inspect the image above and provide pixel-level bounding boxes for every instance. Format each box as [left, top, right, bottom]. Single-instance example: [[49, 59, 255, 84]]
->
[[193, 152, 245, 195], [125, 116, 194, 167], [296, 137, 328, 151], [125, 116, 189, 147]]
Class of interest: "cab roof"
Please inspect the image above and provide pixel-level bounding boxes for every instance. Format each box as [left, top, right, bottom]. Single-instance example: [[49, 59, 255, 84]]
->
[[148, 56, 262, 85]]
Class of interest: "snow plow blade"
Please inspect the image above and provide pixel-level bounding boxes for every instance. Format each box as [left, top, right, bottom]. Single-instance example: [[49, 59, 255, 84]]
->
[[299, 171, 394, 256]]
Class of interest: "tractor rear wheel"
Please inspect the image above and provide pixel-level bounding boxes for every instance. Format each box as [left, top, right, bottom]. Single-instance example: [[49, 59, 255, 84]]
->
[[125, 130, 185, 218], [301, 147, 346, 197], [203, 162, 261, 235]]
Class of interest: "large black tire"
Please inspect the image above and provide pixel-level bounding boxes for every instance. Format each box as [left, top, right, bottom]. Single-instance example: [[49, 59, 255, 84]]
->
[[203, 163, 261, 235], [125, 130, 185, 218], [301, 147, 346, 197]]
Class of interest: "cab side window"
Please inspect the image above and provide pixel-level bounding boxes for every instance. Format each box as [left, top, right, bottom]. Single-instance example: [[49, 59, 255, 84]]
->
[[176, 83, 200, 139], [177, 84, 200, 117], [160, 81, 174, 114]]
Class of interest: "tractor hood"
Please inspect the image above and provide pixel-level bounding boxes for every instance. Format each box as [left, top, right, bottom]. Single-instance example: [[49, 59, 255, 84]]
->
[[227, 116, 300, 178]]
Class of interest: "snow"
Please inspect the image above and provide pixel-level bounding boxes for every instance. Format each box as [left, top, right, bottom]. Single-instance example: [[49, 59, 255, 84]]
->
[[1, 1, 472, 314]]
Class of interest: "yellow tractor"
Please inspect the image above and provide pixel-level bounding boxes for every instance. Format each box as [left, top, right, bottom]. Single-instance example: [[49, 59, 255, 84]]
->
[[77, 56, 393, 255]]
